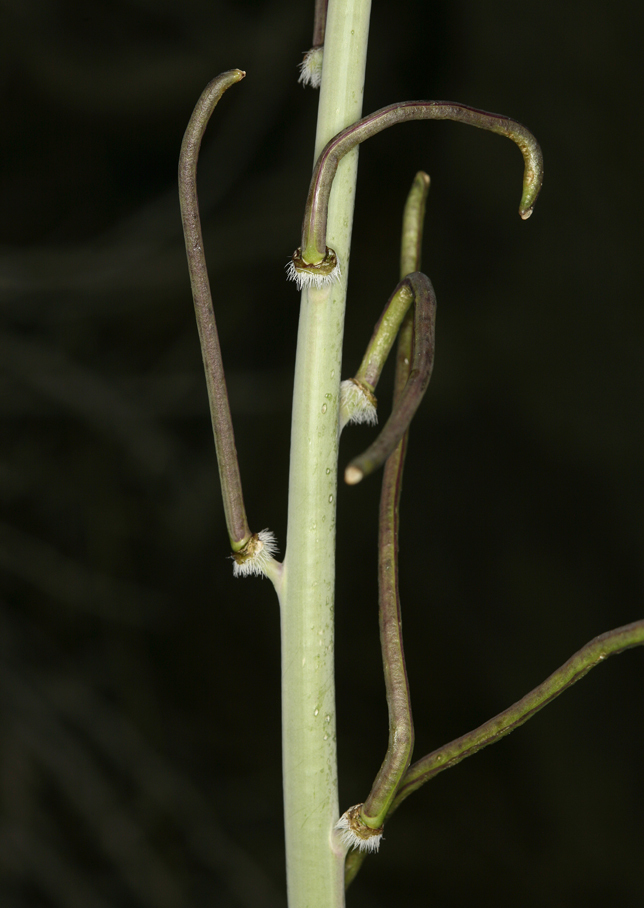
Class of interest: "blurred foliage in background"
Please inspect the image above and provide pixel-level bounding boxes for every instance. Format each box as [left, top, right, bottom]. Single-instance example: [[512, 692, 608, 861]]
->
[[1, 1, 642, 906]]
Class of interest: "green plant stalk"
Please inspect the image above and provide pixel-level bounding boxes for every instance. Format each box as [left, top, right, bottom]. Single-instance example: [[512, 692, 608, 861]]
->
[[278, 2, 372, 907]]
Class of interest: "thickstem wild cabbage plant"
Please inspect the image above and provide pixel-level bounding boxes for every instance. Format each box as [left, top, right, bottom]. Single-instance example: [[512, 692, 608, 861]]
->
[[178, 2, 643, 905]]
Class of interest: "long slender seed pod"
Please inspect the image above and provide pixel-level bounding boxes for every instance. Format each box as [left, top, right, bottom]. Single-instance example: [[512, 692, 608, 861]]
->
[[343, 174, 430, 879], [290, 100, 542, 276], [345, 271, 436, 485], [391, 619, 644, 812], [361, 180, 432, 828], [178, 71, 253, 553], [347, 618, 644, 884]]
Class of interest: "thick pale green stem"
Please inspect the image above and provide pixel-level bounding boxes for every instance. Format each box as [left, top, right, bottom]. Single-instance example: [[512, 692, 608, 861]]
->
[[279, 2, 372, 906]]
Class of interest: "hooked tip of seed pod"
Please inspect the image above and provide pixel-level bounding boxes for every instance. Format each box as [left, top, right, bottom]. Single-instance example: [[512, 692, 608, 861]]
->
[[344, 465, 364, 486], [226, 69, 246, 83], [520, 206, 534, 220]]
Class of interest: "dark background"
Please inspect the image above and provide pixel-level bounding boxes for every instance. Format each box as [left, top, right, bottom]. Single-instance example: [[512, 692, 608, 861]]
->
[[1, 1, 642, 906]]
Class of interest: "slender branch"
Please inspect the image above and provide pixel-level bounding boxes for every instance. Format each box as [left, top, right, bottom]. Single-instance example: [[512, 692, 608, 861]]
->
[[291, 100, 543, 275], [344, 272, 436, 485], [178, 70, 251, 552], [391, 618, 644, 811]]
